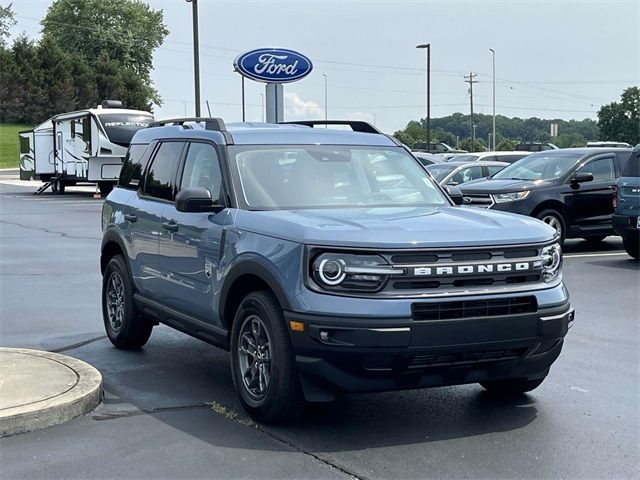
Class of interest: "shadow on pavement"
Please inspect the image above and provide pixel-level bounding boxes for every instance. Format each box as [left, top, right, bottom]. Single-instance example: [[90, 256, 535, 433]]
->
[[72, 327, 538, 453]]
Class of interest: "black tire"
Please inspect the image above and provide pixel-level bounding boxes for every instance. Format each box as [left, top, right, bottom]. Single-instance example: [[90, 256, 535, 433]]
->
[[582, 235, 607, 244], [480, 376, 546, 395], [535, 209, 565, 244], [51, 178, 65, 195], [102, 254, 153, 349], [98, 182, 113, 196], [622, 235, 640, 260], [230, 290, 305, 423]]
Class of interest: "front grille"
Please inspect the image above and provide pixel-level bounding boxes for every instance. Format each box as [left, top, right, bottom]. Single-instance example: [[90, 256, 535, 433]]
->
[[408, 347, 528, 369], [378, 244, 548, 296], [411, 295, 538, 321], [462, 193, 493, 208]]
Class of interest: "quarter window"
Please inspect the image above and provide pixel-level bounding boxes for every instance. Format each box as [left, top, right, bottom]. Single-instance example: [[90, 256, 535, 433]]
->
[[118, 144, 151, 190], [144, 142, 185, 200], [577, 157, 615, 181], [179, 143, 223, 202]]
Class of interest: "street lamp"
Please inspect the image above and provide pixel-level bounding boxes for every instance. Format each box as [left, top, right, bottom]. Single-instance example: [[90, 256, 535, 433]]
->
[[416, 43, 430, 151], [186, 0, 201, 117], [322, 74, 328, 123], [489, 48, 496, 150]]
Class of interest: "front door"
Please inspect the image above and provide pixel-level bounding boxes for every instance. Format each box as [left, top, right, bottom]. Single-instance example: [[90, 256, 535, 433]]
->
[[158, 141, 227, 321], [566, 156, 616, 230]]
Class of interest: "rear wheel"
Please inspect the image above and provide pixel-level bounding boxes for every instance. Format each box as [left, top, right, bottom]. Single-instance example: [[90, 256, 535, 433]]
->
[[622, 235, 639, 260], [230, 290, 305, 423], [51, 178, 65, 195], [102, 254, 153, 349], [480, 376, 546, 395], [535, 209, 565, 243]]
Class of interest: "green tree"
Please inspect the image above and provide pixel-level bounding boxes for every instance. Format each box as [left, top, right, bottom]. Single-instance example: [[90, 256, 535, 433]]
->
[[0, 2, 15, 47], [41, 0, 168, 106], [458, 138, 486, 152], [393, 130, 416, 148], [496, 139, 517, 151], [597, 87, 640, 145]]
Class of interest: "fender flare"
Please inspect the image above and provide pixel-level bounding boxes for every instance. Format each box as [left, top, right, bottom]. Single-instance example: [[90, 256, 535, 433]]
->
[[100, 228, 130, 275], [219, 257, 292, 320]]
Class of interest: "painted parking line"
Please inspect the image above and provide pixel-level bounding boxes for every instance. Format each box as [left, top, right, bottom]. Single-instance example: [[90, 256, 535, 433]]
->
[[564, 252, 628, 258]]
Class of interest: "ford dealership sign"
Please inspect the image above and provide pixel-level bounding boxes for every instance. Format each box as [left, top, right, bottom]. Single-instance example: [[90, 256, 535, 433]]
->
[[234, 48, 313, 83]]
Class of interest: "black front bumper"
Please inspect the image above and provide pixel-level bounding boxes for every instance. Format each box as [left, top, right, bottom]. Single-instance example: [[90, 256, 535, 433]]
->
[[285, 303, 573, 401]]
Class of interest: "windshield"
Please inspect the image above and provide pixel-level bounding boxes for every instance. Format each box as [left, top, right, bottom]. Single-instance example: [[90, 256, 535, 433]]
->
[[447, 154, 478, 162], [426, 163, 456, 182], [98, 113, 153, 147], [492, 151, 583, 181], [228, 145, 448, 210]]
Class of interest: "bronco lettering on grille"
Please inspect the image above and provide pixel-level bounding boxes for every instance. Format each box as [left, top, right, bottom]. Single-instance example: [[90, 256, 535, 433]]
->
[[413, 262, 531, 276]]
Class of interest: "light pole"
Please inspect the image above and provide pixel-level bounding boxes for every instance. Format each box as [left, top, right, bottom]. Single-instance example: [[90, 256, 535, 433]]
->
[[489, 48, 496, 150], [322, 74, 328, 122], [259, 93, 264, 122], [416, 43, 430, 151], [186, 0, 201, 116]]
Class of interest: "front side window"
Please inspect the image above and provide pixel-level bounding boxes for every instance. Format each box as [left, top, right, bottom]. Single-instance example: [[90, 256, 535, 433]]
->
[[576, 157, 615, 181], [144, 142, 185, 200], [179, 143, 223, 202], [487, 165, 506, 176], [228, 145, 448, 210], [493, 152, 583, 181]]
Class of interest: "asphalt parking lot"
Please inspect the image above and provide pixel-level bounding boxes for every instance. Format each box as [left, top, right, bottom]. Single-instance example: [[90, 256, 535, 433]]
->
[[1, 179, 638, 479]]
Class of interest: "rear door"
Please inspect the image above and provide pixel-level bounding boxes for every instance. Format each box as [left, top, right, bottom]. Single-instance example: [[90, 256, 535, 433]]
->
[[566, 155, 616, 230], [132, 141, 186, 298], [158, 141, 228, 320]]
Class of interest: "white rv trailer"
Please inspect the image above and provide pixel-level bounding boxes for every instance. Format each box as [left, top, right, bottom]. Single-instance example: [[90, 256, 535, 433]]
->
[[19, 100, 153, 194]]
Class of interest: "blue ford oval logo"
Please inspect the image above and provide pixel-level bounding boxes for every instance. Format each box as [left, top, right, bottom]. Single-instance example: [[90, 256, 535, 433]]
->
[[234, 48, 313, 83]]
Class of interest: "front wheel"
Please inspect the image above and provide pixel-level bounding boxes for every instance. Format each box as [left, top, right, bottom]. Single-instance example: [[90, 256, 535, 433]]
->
[[230, 290, 305, 423], [535, 209, 565, 243], [622, 235, 639, 260], [480, 376, 546, 395], [102, 254, 153, 349]]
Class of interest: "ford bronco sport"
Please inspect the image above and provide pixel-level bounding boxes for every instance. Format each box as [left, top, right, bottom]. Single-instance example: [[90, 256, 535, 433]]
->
[[101, 118, 573, 422]]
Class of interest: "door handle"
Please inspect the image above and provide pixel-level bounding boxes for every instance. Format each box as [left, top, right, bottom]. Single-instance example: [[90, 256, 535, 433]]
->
[[124, 214, 137, 223], [162, 221, 179, 232]]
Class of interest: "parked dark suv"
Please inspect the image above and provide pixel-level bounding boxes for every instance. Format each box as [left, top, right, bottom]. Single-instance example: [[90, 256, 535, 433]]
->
[[101, 118, 573, 422], [613, 146, 640, 259], [458, 148, 632, 243]]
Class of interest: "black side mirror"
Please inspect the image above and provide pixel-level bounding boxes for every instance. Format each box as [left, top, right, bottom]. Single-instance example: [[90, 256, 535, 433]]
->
[[175, 187, 224, 213], [571, 172, 594, 184], [445, 185, 464, 205]]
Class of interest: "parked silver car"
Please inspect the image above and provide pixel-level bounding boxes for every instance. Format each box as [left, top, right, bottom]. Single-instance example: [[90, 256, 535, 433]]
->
[[426, 160, 508, 186]]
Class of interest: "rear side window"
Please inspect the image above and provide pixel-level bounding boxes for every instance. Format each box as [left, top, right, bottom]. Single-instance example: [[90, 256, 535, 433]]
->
[[143, 142, 185, 200], [621, 151, 639, 177], [487, 165, 505, 176], [118, 144, 151, 190]]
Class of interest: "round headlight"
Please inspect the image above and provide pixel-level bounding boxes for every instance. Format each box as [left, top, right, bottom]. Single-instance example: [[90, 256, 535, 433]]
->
[[318, 258, 346, 286], [541, 243, 562, 281]]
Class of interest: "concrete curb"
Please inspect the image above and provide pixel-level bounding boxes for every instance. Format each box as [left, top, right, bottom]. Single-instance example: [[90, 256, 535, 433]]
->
[[0, 348, 103, 437]]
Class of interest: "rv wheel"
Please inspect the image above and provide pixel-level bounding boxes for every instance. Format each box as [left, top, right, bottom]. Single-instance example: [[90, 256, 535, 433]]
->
[[99, 182, 113, 196], [51, 179, 65, 195]]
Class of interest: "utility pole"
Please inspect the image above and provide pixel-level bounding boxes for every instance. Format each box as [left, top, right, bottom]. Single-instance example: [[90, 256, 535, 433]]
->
[[322, 74, 328, 125], [416, 44, 431, 151], [464, 72, 477, 152], [186, 0, 201, 116]]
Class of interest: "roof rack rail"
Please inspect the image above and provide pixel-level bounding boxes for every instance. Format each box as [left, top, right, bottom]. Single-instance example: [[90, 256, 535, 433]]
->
[[150, 117, 227, 132], [280, 120, 382, 134]]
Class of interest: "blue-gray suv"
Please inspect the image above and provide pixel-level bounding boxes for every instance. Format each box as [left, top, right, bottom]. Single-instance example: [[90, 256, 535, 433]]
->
[[101, 118, 573, 422]]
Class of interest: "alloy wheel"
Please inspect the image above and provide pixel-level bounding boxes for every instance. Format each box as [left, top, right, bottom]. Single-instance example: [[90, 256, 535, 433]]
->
[[106, 271, 125, 333], [237, 314, 272, 400]]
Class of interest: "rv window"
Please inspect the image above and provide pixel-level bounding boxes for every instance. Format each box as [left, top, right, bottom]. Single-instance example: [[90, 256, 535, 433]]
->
[[143, 141, 185, 200], [82, 117, 91, 144], [119, 144, 151, 190], [20, 135, 31, 154], [98, 113, 153, 147]]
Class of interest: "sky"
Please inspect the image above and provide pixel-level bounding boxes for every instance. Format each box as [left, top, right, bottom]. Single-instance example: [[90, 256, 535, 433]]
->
[[8, 0, 640, 134]]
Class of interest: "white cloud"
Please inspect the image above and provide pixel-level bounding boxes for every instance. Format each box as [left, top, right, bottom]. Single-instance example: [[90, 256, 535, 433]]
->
[[285, 92, 324, 120]]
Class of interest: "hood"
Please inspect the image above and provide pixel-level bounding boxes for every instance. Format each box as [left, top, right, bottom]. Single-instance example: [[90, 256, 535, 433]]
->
[[234, 206, 555, 248], [460, 178, 557, 194]]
